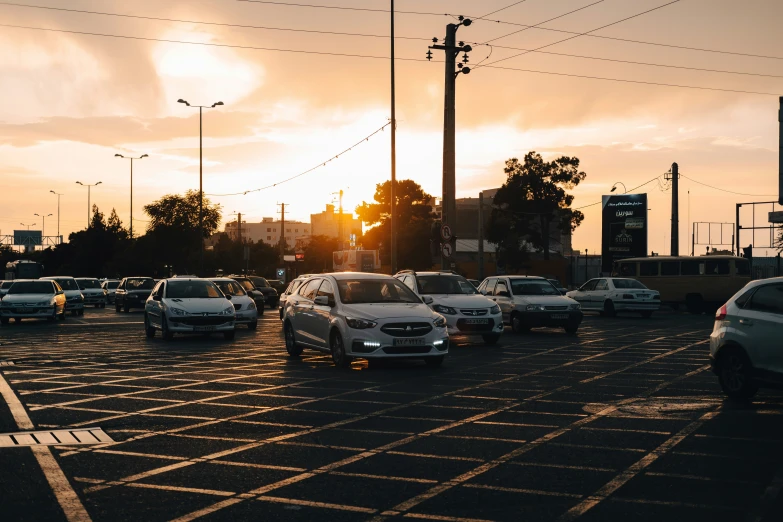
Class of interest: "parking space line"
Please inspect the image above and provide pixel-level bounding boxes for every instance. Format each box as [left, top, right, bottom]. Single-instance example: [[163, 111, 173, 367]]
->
[[0, 372, 92, 522]]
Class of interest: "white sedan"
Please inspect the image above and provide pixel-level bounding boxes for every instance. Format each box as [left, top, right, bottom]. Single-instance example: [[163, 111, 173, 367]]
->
[[144, 278, 236, 340], [283, 273, 449, 367], [210, 278, 258, 330], [567, 277, 660, 317]]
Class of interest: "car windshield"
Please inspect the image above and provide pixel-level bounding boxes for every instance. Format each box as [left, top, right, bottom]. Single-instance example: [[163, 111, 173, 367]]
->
[[416, 275, 477, 295], [52, 278, 78, 291], [337, 279, 421, 304], [510, 279, 561, 296], [106, 281, 119, 289], [167, 280, 222, 299], [548, 279, 562, 287], [236, 279, 255, 292], [250, 277, 270, 288], [612, 279, 647, 289], [8, 281, 53, 295], [127, 278, 154, 290], [1, 281, 13, 289], [77, 279, 101, 289], [214, 281, 246, 296]]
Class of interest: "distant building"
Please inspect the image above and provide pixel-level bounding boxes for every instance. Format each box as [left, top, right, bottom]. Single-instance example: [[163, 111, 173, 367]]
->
[[224, 217, 311, 248], [310, 204, 362, 246]]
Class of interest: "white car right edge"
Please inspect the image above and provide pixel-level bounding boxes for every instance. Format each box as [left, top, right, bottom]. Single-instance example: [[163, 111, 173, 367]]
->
[[283, 273, 449, 367]]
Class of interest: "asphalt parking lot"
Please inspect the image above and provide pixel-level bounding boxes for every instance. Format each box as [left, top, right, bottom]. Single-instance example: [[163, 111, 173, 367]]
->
[[1, 308, 782, 522]]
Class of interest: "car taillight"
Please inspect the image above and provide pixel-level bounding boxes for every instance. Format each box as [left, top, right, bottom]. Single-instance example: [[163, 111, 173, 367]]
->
[[715, 305, 727, 321]]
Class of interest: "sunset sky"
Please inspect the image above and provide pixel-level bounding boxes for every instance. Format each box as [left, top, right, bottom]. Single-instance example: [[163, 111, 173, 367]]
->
[[1, 0, 781, 256]]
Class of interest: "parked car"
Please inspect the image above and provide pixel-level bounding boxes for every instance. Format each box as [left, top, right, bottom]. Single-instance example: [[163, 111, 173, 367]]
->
[[75, 278, 107, 308], [478, 276, 582, 334], [283, 273, 448, 367], [567, 277, 660, 317], [115, 277, 155, 312], [144, 278, 236, 340], [267, 279, 287, 295], [395, 270, 504, 345], [101, 280, 120, 304], [0, 279, 66, 324], [468, 279, 481, 288], [244, 275, 279, 309], [40, 276, 84, 316], [548, 279, 568, 295], [710, 277, 783, 399], [209, 278, 259, 330], [228, 276, 266, 313], [279, 274, 314, 320], [0, 280, 13, 299]]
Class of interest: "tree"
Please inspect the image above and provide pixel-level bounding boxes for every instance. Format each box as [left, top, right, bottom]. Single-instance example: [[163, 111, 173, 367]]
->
[[50, 205, 129, 276], [301, 235, 339, 273], [487, 152, 586, 268], [356, 180, 434, 270], [144, 190, 221, 238]]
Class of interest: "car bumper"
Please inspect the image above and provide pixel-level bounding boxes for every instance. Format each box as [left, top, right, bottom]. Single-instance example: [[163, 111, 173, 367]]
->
[[446, 316, 504, 336], [347, 327, 449, 359], [167, 319, 235, 333], [613, 301, 660, 311], [65, 302, 84, 311], [83, 296, 106, 305], [1, 306, 56, 318], [234, 310, 258, 324], [516, 310, 583, 328]]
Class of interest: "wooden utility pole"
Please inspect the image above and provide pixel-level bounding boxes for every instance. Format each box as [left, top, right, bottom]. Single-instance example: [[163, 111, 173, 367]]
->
[[237, 212, 242, 244], [390, 0, 398, 273], [428, 17, 472, 269], [278, 203, 287, 263], [665, 162, 680, 256]]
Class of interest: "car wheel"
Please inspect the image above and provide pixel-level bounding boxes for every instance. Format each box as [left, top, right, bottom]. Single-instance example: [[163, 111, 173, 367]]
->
[[223, 330, 236, 340], [425, 356, 445, 368], [77, 309, 84, 316], [58, 308, 66, 320], [482, 334, 501, 345], [248, 321, 258, 331], [47, 309, 56, 322], [718, 347, 758, 400], [161, 316, 173, 341], [124, 304, 130, 313], [284, 322, 303, 357], [640, 311, 653, 318], [115, 302, 122, 313], [564, 325, 579, 335], [511, 313, 530, 333], [603, 300, 616, 317], [144, 314, 156, 338], [330, 330, 351, 368], [257, 306, 264, 317]]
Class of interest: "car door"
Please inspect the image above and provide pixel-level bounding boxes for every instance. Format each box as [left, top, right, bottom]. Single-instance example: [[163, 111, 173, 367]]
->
[[310, 279, 336, 348], [592, 279, 609, 308], [116, 279, 126, 306], [493, 279, 514, 322], [738, 283, 783, 377], [293, 279, 321, 346], [147, 281, 165, 326], [571, 279, 597, 308], [480, 278, 497, 298]]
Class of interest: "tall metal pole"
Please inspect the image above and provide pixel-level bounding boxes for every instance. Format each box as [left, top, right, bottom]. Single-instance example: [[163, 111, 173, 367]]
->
[[779, 96, 783, 206], [130, 158, 133, 239], [670, 162, 679, 256], [478, 191, 485, 280], [199, 106, 204, 276], [87, 185, 91, 226], [441, 24, 457, 270], [390, 0, 398, 274]]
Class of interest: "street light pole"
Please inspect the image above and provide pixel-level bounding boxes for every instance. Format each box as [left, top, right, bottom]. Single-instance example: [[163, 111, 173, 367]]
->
[[75, 181, 102, 227], [610, 182, 628, 194], [49, 190, 63, 243], [20, 222, 36, 231], [34, 213, 52, 238], [178, 98, 224, 276], [115, 153, 148, 239]]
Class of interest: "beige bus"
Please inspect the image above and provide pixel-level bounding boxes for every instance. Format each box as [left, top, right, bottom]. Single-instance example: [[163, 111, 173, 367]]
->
[[613, 255, 751, 314]]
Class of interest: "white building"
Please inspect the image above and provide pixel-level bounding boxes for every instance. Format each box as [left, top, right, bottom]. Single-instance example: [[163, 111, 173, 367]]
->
[[224, 217, 311, 248]]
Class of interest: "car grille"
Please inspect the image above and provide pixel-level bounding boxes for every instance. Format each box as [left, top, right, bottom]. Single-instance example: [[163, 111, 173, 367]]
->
[[455, 319, 495, 332], [14, 308, 42, 314], [545, 306, 568, 311], [383, 346, 432, 355], [460, 309, 488, 316], [380, 323, 433, 337], [171, 317, 232, 326]]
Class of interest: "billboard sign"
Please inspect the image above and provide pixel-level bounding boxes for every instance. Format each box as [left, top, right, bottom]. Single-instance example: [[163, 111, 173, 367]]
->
[[602, 194, 648, 273], [13, 230, 42, 246]]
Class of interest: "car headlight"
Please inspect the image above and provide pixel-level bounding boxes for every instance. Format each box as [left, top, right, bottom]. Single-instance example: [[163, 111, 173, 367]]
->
[[433, 304, 458, 315], [247, 300, 256, 310], [168, 307, 187, 316], [346, 317, 377, 329], [489, 305, 501, 314], [526, 304, 545, 311], [220, 306, 235, 316], [432, 314, 447, 328], [570, 304, 581, 310]]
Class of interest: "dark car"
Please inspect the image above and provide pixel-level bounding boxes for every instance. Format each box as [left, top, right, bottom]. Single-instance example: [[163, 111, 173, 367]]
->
[[267, 279, 287, 295], [229, 276, 266, 313], [548, 279, 568, 295], [115, 277, 155, 312], [232, 275, 278, 309]]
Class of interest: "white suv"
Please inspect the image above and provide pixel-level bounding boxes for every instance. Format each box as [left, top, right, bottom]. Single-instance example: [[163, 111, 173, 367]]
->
[[395, 271, 504, 344], [710, 277, 783, 399], [283, 273, 448, 367]]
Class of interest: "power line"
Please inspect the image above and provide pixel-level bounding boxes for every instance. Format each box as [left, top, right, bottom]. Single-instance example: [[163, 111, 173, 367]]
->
[[482, 0, 605, 45], [236, 0, 446, 16], [1, 24, 776, 96], [479, 0, 683, 69], [681, 174, 777, 197], [479, 0, 531, 19], [574, 176, 661, 210], [205, 122, 391, 197]]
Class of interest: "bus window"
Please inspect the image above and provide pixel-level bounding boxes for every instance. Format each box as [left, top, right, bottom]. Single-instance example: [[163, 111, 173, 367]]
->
[[735, 259, 750, 276], [661, 262, 679, 276], [681, 260, 701, 276], [618, 263, 635, 276], [639, 261, 659, 277], [706, 259, 730, 275]]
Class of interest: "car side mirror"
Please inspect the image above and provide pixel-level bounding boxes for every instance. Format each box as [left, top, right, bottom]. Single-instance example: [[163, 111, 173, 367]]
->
[[422, 296, 434, 305], [497, 291, 510, 298], [313, 295, 330, 306], [56, 290, 64, 295], [152, 295, 161, 301], [226, 295, 232, 300]]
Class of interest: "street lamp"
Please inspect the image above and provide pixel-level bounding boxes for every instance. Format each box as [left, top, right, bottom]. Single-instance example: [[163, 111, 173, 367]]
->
[[178, 98, 224, 276], [610, 182, 627, 194], [49, 190, 63, 243], [75, 181, 102, 227], [34, 213, 53, 238], [20, 222, 36, 230], [115, 153, 148, 239]]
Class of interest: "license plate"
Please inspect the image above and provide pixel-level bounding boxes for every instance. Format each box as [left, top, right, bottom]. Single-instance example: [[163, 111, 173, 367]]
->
[[194, 326, 216, 332], [550, 314, 569, 320], [393, 338, 426, 347], [465, 318, 489, 325]]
